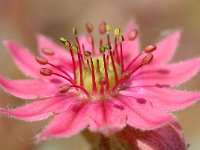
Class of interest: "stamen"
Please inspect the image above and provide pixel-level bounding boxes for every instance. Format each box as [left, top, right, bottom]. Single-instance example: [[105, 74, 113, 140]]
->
[[72, 27, 78, 35], [100, 46, 106, 53], [106, 24, 111, 45], [119, 35, 125, 74], [36, 56, 73, 81], [114, 36, 120, 62], [90, 58, 97, 93], [144, 44, 157, 53], [125, 52, 142, 71], [142, 53, 154, 65], [114, 28, 121, 36], [129, 54, 153, 75], [59, 84, 70, 93], [60, 37, 67, 44], [99, 22, 106, 47], [86, 59, 91, 71], [128, 29, 138, 41], [109, 51, 118, 83], [96, 59, 100, 73], [99, 22, 106, 34], [78, 52, 83, 87], [84, 51, 92, 57], [99, 77, 106, 95], [70, 85, 90, 97], [60, 84, 90, 97], [40, 68, 53, 76], [86, 23, 93, 33], [35, 56, 48, 65], [73, 27, 82, 53], [112, 71, 130, 91], [53, 72, 74, 84], [42, 48, 55, 56], [105, 43, 112, 50], [86, 23, 95, 54], [113, 54, 154, 92], [103, 53, 110, 91]]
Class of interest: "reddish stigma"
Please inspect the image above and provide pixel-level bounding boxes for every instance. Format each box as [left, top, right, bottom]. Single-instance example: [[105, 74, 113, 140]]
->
[[35, 22, 156, 99]]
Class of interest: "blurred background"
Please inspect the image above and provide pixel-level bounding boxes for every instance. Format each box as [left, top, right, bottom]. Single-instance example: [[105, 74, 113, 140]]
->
[[0, 0, 200, 149]]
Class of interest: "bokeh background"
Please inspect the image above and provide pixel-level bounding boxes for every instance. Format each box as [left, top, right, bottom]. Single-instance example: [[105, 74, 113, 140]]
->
[[0, 0, 200, 149]]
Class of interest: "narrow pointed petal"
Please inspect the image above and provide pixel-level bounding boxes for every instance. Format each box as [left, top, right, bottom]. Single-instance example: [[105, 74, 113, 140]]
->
[[122, 21, 140, 64], [88, 101, 127, 136], [151, 31, 181, 65], [4, 41, 41, 78], [0, 95, 76, 121], [37, 35, 72, 68], [134, 58, 200, 86], [0, 77, 59, 99], [128, 86, 200, 112], [37, 102, 89, 141], [118, 93, 173, 130]]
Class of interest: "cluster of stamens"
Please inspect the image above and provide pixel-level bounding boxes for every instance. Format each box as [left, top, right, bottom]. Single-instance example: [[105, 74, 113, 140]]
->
[[35, 22, 156, 100]]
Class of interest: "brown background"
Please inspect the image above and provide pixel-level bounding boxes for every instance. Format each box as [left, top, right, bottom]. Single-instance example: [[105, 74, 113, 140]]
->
[[0, 0, 200, 149]]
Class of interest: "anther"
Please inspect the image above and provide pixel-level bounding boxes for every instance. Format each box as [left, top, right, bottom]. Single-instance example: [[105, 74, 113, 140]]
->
[[59, 84, 70, 93], [41, 48, 55, 56], [99, 22, 106, 34], [59, 37, 67, 44], [100, 46, 106, 53], [99, 77, 106, 85], [105, 24, 111, 33], [84, 51, 92, 57], [114, 28, 120, 35], [86, 23, 93, 33], [129, 29, 138, 41], [71, 44, 78, 53], [142, 54, 154, 65], [122, 72, 131, 80], [118, 35, 124, 42], [40, 68, 53, 76], [144, 44, 157, 53], [65, 40, 71, 48], [73, 27, 78, 36], [105, 43, 112, 50], [35, 56, 48, 65]]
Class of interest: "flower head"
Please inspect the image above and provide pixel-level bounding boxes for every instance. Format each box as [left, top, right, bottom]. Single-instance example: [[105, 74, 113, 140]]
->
[[0, 21, 200, 141]]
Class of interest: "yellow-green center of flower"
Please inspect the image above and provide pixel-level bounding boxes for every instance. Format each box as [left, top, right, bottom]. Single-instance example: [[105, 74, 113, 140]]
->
[[76, 57, 121, 93]]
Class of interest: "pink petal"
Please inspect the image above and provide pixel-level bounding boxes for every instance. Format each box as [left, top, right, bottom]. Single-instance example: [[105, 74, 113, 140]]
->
[[151, 31, 181, 65], [0, 77, 59, 99], [0, 95, 77, 121], [128, 86, 200, 112], [37, 102, 89, 141], [134, 58, 200, 86], [137, 121, 186, 150], [122, 21, 140, 64], [4, 41, 41, 78], [37, 35, 72, 68], [88, 101, 127, 136], [118, 93, 173, 130], [116, 121, 186, 150]]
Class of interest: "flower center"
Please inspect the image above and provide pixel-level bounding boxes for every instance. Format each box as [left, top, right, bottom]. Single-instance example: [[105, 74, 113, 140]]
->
[[36, 22, 156, 100], [76, 56, 121, 94]]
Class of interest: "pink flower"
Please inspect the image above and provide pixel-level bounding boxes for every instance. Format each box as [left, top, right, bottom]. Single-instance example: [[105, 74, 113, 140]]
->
[[0, 21, 200, 142]]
